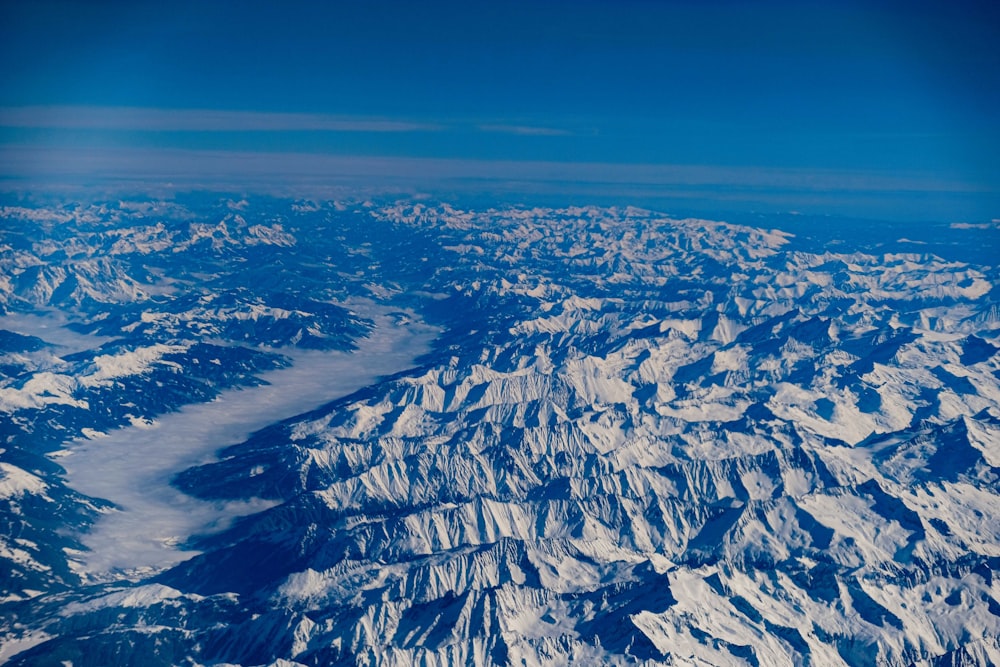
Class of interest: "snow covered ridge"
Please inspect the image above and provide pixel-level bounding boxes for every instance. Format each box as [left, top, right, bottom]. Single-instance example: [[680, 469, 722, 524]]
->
[[0, 200, 360, 353], [2, 196, 1000, 666]]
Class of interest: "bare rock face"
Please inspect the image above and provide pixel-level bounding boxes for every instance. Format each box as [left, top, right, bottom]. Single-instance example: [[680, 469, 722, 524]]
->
[[2, 197, 999, 666]]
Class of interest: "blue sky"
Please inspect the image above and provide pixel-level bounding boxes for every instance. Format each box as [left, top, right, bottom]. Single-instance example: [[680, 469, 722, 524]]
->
[[1, 0, 998, 219]]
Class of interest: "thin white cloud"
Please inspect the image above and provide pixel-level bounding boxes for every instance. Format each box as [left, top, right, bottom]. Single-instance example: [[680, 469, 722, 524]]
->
[[0, 106, 441, 133], [950, 221, 1000, 230], [477, 123, 573, 136], [0, 106, 586, 138]]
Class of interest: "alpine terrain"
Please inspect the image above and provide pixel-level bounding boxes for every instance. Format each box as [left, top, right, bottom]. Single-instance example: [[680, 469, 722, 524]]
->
[[1, 195, 999, 666]]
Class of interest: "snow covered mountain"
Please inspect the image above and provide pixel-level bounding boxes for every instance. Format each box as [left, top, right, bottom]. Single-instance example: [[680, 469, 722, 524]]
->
[[1, 196, 998, 666]]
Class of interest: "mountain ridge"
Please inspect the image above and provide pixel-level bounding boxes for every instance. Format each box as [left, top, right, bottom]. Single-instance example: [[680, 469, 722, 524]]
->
[[1, 197, 998, 665]]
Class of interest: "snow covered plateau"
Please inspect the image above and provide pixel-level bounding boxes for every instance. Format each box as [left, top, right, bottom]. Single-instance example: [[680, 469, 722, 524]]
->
[[1, 195, 999, 666]]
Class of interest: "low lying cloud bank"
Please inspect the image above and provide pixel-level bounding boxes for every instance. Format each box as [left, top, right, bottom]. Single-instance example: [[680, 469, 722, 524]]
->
[[59, 308, 437, 579]]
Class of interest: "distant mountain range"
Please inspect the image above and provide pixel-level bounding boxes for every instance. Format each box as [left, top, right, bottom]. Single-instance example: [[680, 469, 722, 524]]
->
[[1, 196, 998, 666]]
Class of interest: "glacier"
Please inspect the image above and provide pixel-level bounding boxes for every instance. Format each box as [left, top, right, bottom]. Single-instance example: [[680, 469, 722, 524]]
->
[[0, 196, 998, 666]]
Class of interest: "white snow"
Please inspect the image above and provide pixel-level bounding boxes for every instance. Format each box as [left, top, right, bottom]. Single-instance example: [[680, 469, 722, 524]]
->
[[0, 631, 53, 665], [0, 462, 48, 499], [78, 343, 188, 388], [0, 372, 86, 411], [60, 583, 192, 616]]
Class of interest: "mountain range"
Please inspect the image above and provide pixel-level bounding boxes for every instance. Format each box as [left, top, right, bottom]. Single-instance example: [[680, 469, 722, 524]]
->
[[1, 195, 998, 666]]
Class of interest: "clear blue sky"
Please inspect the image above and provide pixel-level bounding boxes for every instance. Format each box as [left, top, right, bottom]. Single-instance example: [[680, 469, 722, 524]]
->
[[1, 0, 998, 219]]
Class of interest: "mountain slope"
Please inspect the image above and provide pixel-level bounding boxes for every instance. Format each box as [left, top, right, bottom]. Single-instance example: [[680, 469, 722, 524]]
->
[[2, 198, 999, 666]]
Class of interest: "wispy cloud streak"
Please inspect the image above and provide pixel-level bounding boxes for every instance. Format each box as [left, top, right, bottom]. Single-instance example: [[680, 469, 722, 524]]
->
[[0, 106, 442, 133], [0, 106, 585, 138], [477, 123, 573, 136]]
